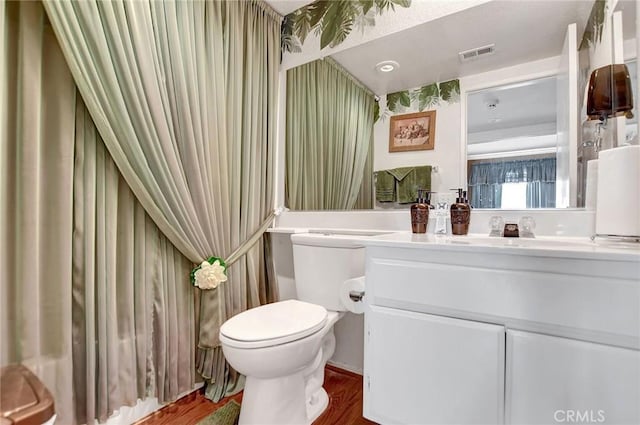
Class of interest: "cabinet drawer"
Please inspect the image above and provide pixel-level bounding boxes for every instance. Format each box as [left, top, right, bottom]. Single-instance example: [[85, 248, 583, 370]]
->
[[367, 256, 640, 344]]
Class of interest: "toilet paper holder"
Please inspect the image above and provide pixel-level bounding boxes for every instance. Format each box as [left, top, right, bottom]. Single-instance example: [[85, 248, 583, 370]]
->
[[349, 290, 365, 302]]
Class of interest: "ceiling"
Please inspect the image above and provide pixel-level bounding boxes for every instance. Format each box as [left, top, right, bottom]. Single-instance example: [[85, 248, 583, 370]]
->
[[330, 0, 593, 95], [467, 76, 557, 138], [466, 76, 558, 156]]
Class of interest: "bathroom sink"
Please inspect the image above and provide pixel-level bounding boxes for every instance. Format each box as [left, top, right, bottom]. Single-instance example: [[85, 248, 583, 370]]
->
[[293, 230, 397, 249], [308, 229, 395, 237], [448, 235, 595, 249]]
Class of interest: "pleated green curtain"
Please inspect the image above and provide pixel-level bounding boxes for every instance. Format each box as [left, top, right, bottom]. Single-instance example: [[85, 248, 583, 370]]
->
[[354, 138, 374, 209], [286, 58, 375, 210], [43, 0, 280, 401], [1, 2, 196, 424], [73, 95, 196, 424], [1, 1, 76, 420]]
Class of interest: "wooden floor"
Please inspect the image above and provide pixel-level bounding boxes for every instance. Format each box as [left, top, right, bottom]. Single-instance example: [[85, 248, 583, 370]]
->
[[135, 365, 376, 425]]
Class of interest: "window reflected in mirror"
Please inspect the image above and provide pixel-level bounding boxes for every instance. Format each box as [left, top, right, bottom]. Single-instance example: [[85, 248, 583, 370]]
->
[[467, 77, 560, 209]]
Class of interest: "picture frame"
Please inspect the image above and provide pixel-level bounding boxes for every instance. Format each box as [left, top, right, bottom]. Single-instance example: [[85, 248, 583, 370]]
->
[[388, 110, 436, 153]]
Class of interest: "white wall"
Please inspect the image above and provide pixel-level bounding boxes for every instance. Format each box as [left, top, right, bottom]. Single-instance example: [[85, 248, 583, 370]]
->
[[374, 96, 463, 194]]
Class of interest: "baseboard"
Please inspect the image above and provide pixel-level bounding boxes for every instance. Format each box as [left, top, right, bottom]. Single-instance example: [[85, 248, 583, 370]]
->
[[327, 360, 363, 376]]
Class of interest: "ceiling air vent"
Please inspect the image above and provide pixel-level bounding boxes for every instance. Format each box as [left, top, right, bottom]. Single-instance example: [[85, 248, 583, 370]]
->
[[458, 44, 495, 62]]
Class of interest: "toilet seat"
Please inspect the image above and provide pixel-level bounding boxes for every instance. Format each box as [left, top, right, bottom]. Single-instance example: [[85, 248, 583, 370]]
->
[[220, 299, 328, 349]]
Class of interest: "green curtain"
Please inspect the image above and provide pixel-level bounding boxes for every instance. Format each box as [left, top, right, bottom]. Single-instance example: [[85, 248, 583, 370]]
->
[[73, 94, 196, 423], [1, 2, 196, 423], [43, 0, 280, 401], [1, 1, 76, 420], [354, 136, 374, 209], [286, 58, 375, 210]]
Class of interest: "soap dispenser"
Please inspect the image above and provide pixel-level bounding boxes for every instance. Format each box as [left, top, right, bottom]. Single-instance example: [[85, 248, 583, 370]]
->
[[411, 189, 431, 234], [450, 188, 471, 235]]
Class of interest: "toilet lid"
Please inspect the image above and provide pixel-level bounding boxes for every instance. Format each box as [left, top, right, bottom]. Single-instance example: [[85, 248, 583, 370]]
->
[[220, 300, 328, 349]]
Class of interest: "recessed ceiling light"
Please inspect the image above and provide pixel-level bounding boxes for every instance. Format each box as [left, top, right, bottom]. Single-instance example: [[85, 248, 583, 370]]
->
[[375, 60, 399, 73]]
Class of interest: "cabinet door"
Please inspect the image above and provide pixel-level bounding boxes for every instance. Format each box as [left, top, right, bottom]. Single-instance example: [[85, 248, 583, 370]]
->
[[506, 330, 640, 424], [364, 306, 505, 425]]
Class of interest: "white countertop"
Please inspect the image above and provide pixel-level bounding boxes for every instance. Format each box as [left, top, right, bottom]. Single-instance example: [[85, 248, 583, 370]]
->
[[359, 232, 640, 262]]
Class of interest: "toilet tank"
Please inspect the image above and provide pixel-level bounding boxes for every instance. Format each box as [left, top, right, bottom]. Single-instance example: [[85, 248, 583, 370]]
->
[[291, 232, 367, 312]]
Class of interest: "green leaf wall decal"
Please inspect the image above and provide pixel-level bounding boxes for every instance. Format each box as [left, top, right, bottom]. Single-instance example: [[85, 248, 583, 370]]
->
[[309, 1, 330, 28], [282, 34, 302, 54], [579, 0, 607, 50], [377, 79, 460, 122], [415, 83, 440, 111], [359, 0, 375, 16], [281, 0, 412, 54], [439, 79, 460, 103], [293, 7, 313, 43], [399, 91, 411, 107], [374, 100, 380, 122], [386, 90, 411, 113], [374, 0, 393, 11], [321, 1, 357, 49]]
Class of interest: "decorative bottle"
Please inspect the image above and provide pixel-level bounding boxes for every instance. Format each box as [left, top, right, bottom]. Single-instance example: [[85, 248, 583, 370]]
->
[[411, 189, 430, 234], [450, 188, 471, 235]]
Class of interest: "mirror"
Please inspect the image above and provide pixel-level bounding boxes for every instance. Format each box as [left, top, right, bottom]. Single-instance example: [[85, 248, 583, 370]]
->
[[466, 77, 558, 209], [282, 0, 637, 210]]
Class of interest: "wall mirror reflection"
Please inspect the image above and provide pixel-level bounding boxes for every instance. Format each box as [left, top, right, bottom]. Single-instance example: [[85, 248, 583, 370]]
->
[[466, 77, 558, 209], [280, 0, 636, 211]]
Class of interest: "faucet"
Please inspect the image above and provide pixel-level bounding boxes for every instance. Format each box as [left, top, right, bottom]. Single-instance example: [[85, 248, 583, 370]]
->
[[519, 216, 536, 238]]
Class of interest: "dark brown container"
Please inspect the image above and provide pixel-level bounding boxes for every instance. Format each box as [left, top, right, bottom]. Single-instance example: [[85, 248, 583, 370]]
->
[[450, 204, 470, 235], [1, 364, 55, 425], [587, 64, 634, 120], [411, 203, 429, 233], [450, 188, 470, 235]]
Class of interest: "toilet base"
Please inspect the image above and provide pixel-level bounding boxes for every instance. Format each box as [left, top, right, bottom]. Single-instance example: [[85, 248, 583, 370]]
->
[[239, 373, 309, 425], [238, 372, 329, 425], [306, 387, 329, 423], [237, 316, 342, 424]]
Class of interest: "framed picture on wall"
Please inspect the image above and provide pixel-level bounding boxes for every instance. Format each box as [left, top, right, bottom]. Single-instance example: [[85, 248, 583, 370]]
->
[[389, 110, 436, 152]]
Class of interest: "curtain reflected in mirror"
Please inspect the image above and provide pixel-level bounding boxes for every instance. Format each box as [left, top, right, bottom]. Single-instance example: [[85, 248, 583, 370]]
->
[[285, 58, 375, 210], [468, 157, 557, 208]]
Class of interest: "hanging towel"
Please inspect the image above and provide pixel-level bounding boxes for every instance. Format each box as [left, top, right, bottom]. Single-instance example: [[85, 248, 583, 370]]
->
[[375, 166, 432, 204], [374, 170, 396, 202], [389, 166, 432, 203]]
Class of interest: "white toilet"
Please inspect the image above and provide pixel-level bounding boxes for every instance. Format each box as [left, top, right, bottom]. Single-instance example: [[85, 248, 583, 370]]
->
[[219, 233, 366, 425]]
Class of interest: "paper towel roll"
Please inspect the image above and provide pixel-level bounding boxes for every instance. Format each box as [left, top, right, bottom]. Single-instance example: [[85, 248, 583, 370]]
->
[[585, 159, 599, 210], [596, 145, 640, 237], [340, 276, 365, 314]]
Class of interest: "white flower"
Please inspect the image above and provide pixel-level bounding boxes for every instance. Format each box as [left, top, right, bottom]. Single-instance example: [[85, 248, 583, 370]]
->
[[194, 260, 227, 290]]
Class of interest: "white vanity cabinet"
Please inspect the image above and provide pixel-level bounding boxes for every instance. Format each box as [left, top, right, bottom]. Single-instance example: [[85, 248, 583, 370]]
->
[[506, 330, 640, 425], [366, 306, 505, 424], [361, 237, 640, 425]]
